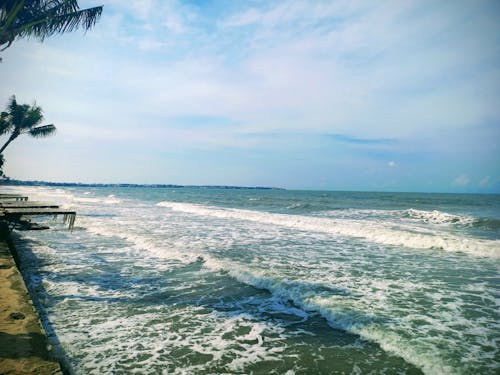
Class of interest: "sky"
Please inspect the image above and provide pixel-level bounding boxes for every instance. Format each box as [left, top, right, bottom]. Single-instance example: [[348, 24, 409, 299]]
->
[[1, 0, 499, 192]]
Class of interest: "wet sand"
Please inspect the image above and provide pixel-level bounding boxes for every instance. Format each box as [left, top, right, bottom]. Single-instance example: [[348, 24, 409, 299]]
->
[[0, 234, 62, 374]]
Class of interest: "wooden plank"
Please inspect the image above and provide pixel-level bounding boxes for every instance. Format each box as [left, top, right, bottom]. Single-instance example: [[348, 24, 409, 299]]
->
[[3, 208, 76, 215], [0, 194, 28, 201], [0, 202, 60, 209], [2, 209, 77, 231]]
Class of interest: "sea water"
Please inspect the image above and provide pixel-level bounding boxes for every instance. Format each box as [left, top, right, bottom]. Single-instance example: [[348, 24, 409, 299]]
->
[[4, 186, 499, 374]]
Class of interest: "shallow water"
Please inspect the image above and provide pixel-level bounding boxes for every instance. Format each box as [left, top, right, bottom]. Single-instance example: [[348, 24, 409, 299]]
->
[[6, 186, 500, 374]]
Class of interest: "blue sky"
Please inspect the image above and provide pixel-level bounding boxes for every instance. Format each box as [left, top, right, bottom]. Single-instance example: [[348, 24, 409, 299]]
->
[[1, 0, 499, 192]]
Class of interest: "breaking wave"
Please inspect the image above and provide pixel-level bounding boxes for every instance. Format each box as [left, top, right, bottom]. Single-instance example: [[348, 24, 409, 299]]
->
[[201, 257, 462, 375], [402, 209, 475, 226], [157, 201, 500, 257]]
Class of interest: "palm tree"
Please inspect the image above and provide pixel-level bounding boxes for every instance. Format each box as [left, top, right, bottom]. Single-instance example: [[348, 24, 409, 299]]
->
[[0, 0, 103, 52], [0, 95, 56, 154]]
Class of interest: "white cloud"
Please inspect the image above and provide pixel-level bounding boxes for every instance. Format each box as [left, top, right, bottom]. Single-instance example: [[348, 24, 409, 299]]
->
[[2, 0, 499, 189], [221, 8, 261, 28], [84, 0, 196, 52], [4, 1, 499, 139], [452, 174, 470, 187], [479, 176, 490, 186]]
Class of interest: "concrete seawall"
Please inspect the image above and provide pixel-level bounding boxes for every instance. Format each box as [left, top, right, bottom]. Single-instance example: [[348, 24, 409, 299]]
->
[[0, 229, 62, 374]]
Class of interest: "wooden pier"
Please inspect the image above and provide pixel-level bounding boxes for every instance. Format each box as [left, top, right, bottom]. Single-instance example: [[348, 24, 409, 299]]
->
[[0, 194, 76, 231], [0, 193, 28, 201]]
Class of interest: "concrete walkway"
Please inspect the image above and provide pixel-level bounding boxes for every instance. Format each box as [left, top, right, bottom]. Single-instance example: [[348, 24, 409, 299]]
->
[[0, 238, 62, 374]]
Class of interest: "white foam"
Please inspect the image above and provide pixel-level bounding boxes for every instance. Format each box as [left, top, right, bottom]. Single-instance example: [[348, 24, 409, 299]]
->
[[318, 208, 477, 228], [79, 216, 200, 265], [6, 186, 122, 206], [403, 209, 475, 226], [157, 202, 500, 257], [200, 256, 486, 375], [52, 303, 290, 374]]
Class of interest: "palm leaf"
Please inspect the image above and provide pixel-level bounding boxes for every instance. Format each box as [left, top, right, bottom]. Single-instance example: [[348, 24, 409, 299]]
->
[[1, 0, 102, 49], [28, 123, 56, 137], [7, 96, 29, 130], [6, 95, 18, 114], [21, 104, 44, 130], [17, 4, 103, 40], [0, 1, 26, 32], [0, 111, 12, 135]]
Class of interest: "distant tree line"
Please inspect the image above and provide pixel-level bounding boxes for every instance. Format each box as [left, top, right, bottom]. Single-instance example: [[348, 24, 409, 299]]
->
[[2, 179, 284, 190]]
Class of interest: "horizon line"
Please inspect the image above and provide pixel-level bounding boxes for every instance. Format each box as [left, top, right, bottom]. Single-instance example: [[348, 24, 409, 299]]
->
[[1, 179, 499, 195]]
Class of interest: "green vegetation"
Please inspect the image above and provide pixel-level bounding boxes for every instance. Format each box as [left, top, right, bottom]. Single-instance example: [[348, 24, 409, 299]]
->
[[0, 95, 56, 177], [0, 0, 102, 53], [0, 1, 103, 178]]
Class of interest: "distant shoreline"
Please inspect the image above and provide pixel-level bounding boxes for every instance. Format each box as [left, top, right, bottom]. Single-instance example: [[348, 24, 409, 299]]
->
[[0, 179, 284, 191], [1, 180, 499, 195]]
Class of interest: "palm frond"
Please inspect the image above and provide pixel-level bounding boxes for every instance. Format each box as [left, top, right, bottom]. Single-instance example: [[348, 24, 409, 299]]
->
[[47, 6, 102, 36], [21, 104, 44, 129], [14, 3, 102, 39], [28, 123, 56, 138], [0, 95, 57, 154], [1, 1, 102, 48], [6, 95, 17, 113], [7, 96, 29, 130], [0, 1, 26, 32], [0, 111, 12, 135]]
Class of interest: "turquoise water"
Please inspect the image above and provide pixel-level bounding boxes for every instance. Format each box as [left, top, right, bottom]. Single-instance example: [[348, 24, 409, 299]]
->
[[6, 186, 500, 374]]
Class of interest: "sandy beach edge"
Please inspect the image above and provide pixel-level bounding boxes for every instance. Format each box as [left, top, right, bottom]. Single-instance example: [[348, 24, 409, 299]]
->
[[0, 225, 63, 375]]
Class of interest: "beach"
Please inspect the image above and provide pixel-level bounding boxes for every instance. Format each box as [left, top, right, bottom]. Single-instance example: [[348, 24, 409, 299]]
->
[[1, 185, 499, 374]]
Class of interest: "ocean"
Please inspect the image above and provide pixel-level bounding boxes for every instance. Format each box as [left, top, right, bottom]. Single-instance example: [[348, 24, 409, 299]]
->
[[5, 186, 500, 374]]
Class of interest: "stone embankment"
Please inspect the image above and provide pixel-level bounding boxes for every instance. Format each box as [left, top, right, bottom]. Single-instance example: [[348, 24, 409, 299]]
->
[[0, 192, 69, 374], [0, 228, 62, 374]]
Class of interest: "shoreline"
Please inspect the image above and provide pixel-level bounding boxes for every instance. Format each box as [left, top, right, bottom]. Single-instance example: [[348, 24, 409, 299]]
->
[[0, 226, 63, 374]]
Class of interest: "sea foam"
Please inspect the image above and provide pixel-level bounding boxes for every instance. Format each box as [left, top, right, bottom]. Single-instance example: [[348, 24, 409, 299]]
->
[[200, 255, 463, 375], [157, 201, 500, 257]]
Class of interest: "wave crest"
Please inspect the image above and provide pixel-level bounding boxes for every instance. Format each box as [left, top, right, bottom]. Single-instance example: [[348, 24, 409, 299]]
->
[[157, 201, 500, 257], [403, 209, 474, 226]]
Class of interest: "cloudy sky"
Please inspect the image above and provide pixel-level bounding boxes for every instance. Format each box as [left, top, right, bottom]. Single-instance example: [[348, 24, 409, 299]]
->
[[1, 0, 499, 192]]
